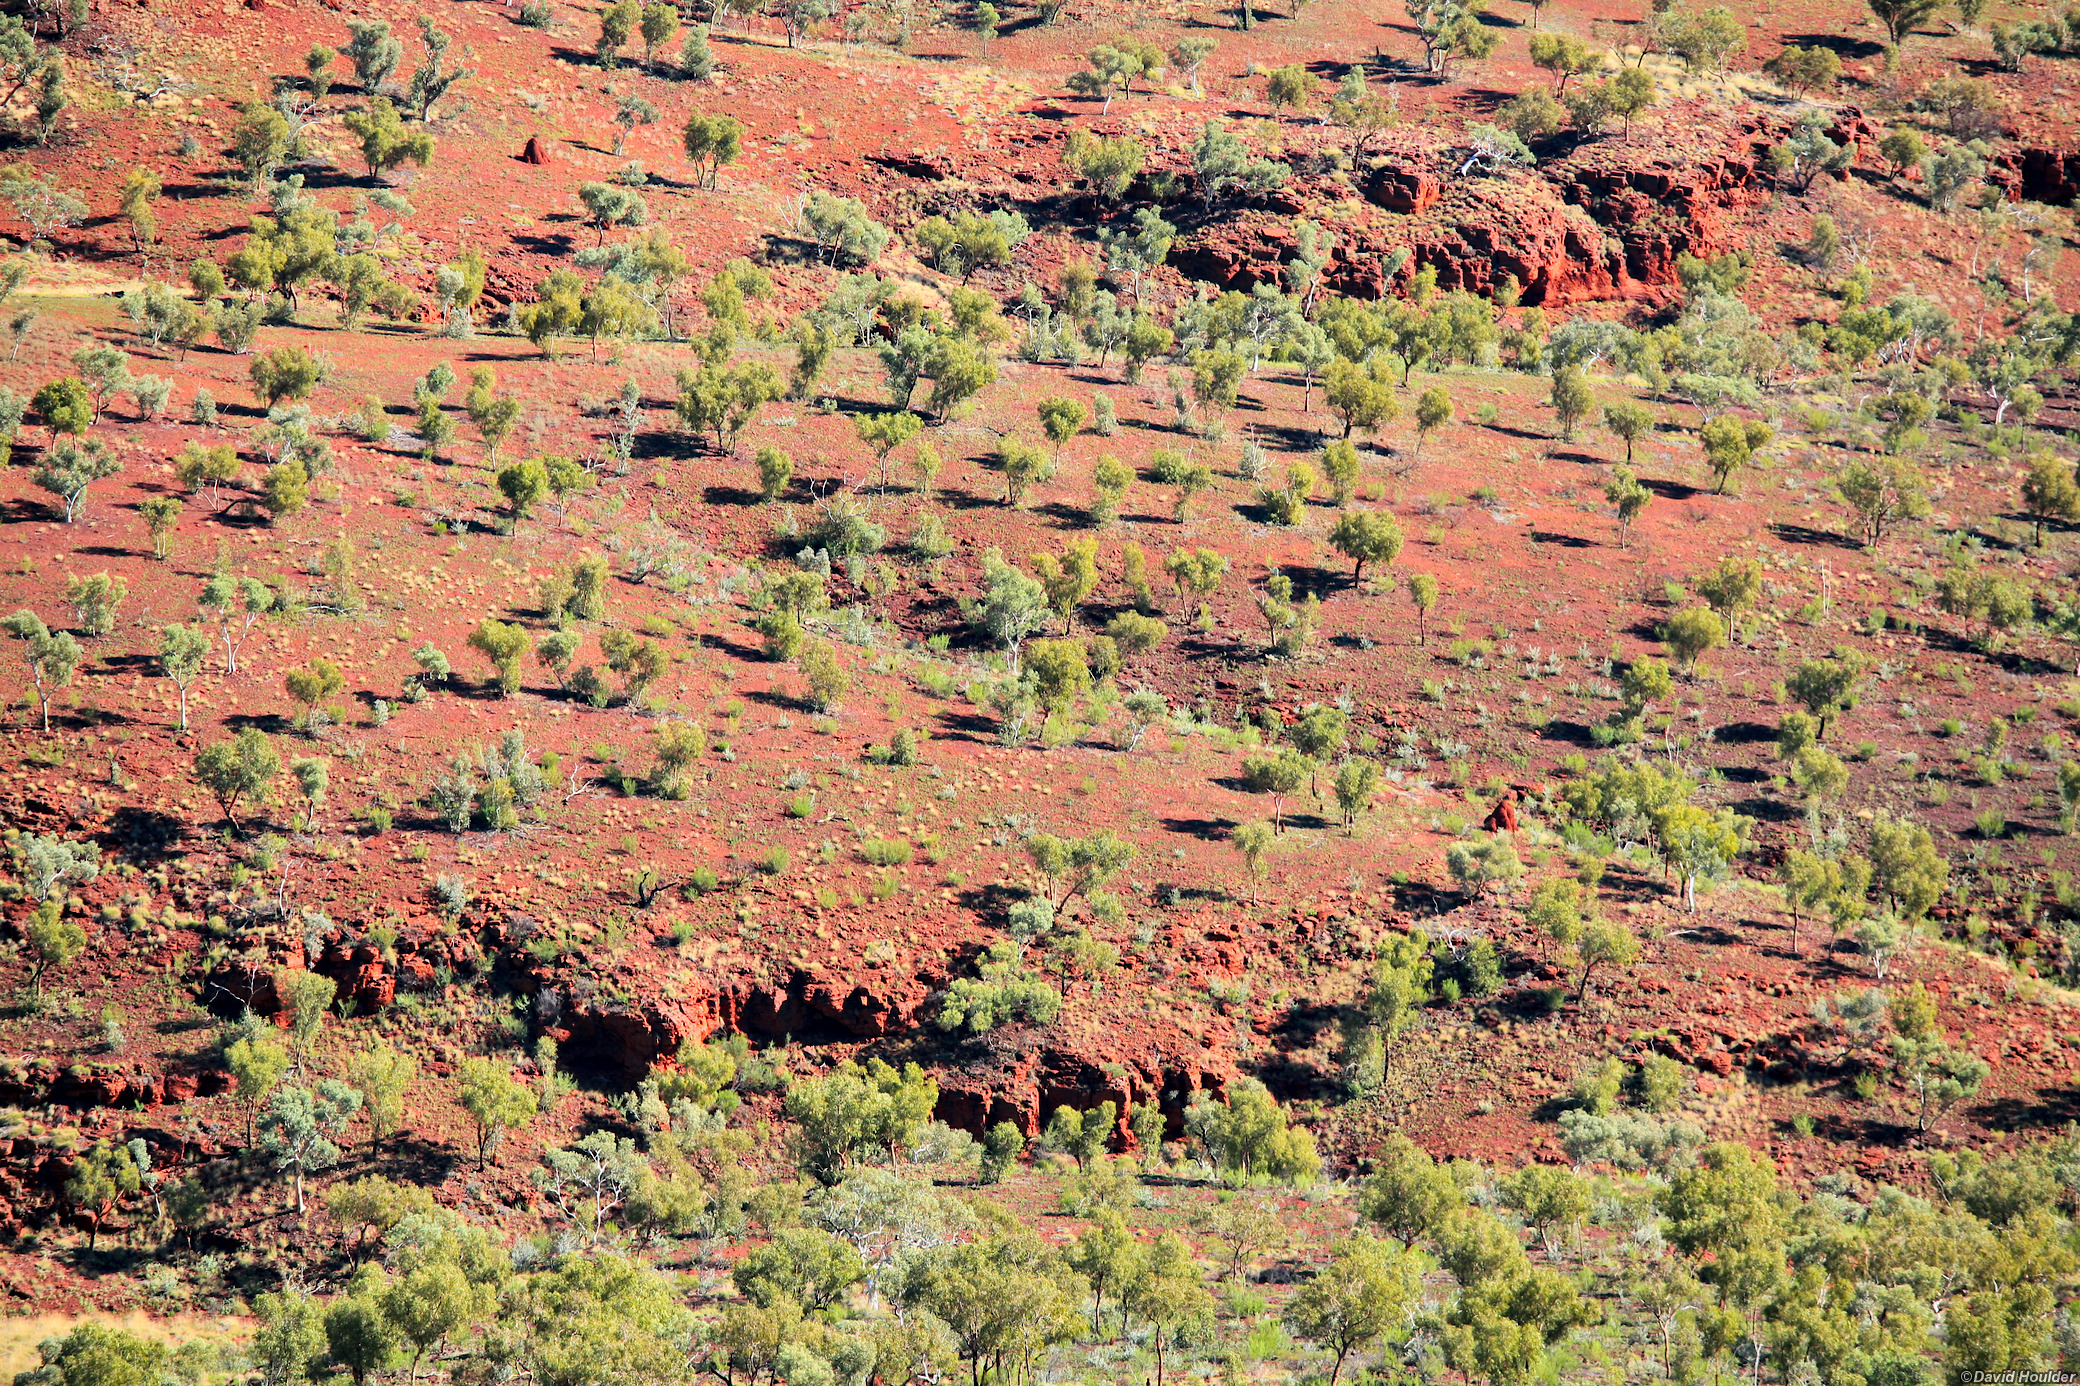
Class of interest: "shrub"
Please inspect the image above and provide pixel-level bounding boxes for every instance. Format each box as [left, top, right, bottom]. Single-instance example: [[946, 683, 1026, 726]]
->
[[937, 941, 1063, 1034], [860, 837, 913, 866], [755, 445, 793, 502], [757, 846, 790, 875], [798, 638, 849, 712]]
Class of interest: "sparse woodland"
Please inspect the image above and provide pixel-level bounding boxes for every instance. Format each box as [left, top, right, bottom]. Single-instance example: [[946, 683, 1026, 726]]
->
[[0, 0, 2076, 1379]]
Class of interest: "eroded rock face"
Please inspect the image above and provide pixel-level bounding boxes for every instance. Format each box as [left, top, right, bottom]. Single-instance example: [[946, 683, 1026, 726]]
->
[[0, 1059, 222, 1112], [927, 1048, 1233, 1141], [526, 962, 943, 1080], [1173, 106, 1879, 307], [1994, 145, 2080, 204], [492, 919, 1235, 1133]]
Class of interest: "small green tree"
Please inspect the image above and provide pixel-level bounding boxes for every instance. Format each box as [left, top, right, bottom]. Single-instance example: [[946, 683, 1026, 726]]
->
[[63, 1141, 143, 1250], [3, 610, 84, 730], [2019, 450, 2080, 547], [682, 112, 744, 189], [1265, 64, 1310, 119], [1887, 989, 1988, 1133], [262, 458, 310, 521], [1699, 415, 1772, 493], [1602, 398, 1654, 462], [341, 97, 434, 182], [466, 370, 521, 458], [979, 1121, 1025, 1183], [1040, 1101, 1117, 1172], [1867, 0, 1943, 46], [32, 376, 93, 438], [258, 1079, 363, 1211], [755, 445, 794, 503], [1549, 364, 1594, 440], [1233, 820, 1275, 900], [140, 495, 182, 560], [276, 968, 338, 1070], [1329, 509, 1404, 585], [638, 1, 681, 63], [250, 1289, 326, 1386], [1036, 396, 1086, 462], [384, 1262, 482, 1384], [23, 900, 86, 1003], [1334, 758, 1381, 831], [224, 1017, 292, 1146], [1566, 914, 1641, 1002], [1184, 1078, 1320, 1185], [853, 411, 921, 491], [467, 619, 531, 696], [1661, 606, 1725, 676], [284, 657, 345, 729], [456, 1058, 538, 1168], [1285, 1235, 1424, 1386], [1412, 386, 1452, 456], [1603, 464, 1651, 545], [1240, 748, 1311, 832], [1406, 572, 1439, 644], [33, 437, 122, 522], [194, 727, 281, 832], [325, 1275, 399, 1386], [1695, 556, 1762, 635], [496, 458, 549, 524], [1785, 653, 1865, 740], [1128, 1234, 1214, 1386], [597, 0, 638, 65], [345, 1041, 421, 1149]]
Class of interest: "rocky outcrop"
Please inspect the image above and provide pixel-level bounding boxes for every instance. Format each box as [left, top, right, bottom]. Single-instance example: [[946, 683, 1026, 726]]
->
[[1993, 145, 2080, 204], [203, 919, 474, 1021], [493, 917, 946, 1079], [489, 912, 1237, 1136], [933, 1045, 1233, 1142], [0, 1059, 224, 1112], [1173, 104, 1877, 307], [201, 958, 279, 1015]]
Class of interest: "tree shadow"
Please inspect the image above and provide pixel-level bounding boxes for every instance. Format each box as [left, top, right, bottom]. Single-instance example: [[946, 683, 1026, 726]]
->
[[1782, 30, 1886, 58], [1160, 815, 1234, 841], [1730, 795, 1801, 823], [703, 633, 768, 663], [366, 1132, 468, 1186], [1969, 1085, 2080, 1132], [105, 806, 189, 863], [1032, 500, 1094, 529], [1769, 521, 1861, 550], [513, 232, 578, 257], [1251, 420, 1332, 453], [1249, 1051, 1340, 1105], [701, 484, 763, 507]]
